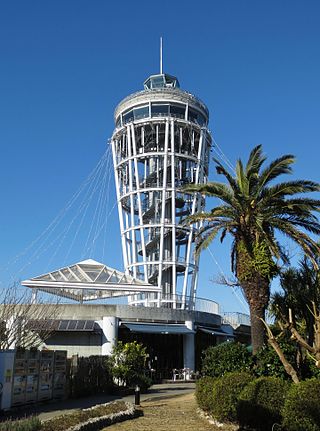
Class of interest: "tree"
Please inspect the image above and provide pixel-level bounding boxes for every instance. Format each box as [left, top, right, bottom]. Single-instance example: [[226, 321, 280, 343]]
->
[[272, 257, 320, 346], [183, 145, 320, 353], [0, 283, 60, 349], [262, 300, 320, 383]]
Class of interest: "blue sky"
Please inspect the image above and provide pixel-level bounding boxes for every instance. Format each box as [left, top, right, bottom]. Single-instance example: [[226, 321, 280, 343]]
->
[[0, 0, 319, 313]]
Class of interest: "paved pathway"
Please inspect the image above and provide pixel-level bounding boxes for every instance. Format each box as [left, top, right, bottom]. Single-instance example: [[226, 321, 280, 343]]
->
[[104, 392, 230, 431], [4, 383, 195, 422]]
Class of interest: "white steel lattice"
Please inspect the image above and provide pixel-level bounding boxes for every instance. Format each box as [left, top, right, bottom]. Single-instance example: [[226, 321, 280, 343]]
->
[[111, 74, 211, 309]]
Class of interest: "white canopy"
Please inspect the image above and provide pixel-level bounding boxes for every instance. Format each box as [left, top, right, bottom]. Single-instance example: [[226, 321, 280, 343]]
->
[[21, 259, 160, 302]]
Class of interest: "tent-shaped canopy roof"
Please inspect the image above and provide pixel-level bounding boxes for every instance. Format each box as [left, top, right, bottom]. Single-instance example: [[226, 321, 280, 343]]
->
[[21, 259, 160, 302]]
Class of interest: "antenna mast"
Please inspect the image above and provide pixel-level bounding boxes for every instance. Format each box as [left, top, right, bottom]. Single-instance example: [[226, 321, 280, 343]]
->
[[160, 37, 163, 74]]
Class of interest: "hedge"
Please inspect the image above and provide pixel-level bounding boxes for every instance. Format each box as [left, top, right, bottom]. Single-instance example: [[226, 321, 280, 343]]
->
[[282, 378, 320, 431], [195, 376, 216, 412], [0, 416, 41, 431], [201, 342, 253, 377], [237, 376, 290, 431], [210, 372, 253, 422]]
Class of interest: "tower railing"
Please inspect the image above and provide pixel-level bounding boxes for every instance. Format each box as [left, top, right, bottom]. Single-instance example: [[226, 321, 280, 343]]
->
[[128, 292, 220, 314], [222, 312, 251, 327]]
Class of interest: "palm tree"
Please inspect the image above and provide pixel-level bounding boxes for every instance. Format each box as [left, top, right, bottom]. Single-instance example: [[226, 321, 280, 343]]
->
[[184, 145, 320, 353]]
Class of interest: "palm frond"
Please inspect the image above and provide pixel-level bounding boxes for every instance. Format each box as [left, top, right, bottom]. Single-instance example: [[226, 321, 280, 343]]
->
[[210, 205, 238, 218], [258, 154, 295, 189], [183, 182, 242, 210], [194, 227, 221, 256], [245, 145, 266, 179], [212, 158, 240, 193], [236, 159, 248, 194], [271, 219, 320, 269], [260, 180, 320, 202], [183, 212, 217, 225]]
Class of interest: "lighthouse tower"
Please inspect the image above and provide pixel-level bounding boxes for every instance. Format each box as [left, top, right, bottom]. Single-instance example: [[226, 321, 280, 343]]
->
[[111, 68, 211, 309]]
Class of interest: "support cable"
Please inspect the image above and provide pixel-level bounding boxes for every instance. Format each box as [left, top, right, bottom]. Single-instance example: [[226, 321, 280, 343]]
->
[[207, 246, 249, 313], [1, 149, 110, 281], [84, 147, 113, 258]]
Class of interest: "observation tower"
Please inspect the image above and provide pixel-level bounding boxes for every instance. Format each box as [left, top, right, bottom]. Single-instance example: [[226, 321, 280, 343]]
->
[[111, 65, 211, 310]]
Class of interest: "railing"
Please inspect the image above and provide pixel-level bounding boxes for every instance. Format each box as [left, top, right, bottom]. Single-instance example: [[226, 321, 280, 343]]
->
[[128, 293, 219, 314], [222, 312, 250, 328], [194, 297, 220, 315]]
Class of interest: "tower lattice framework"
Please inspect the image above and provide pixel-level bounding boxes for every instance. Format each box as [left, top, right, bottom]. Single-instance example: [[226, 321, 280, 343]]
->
[[111, 73, 211, 309]]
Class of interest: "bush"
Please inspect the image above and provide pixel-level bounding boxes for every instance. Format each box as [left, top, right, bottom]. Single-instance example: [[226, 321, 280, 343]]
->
[[282, 379, 320, 431], [255, 341, 298, 380], [195, 376, 216, 411], [303, 357, 320, 380], [202, 342, 253, 377], [210, 372, 253, 422], [0, 416, 41, 431], [71, 355, 113, 397], [237, 376, 290, 431], [111, 341, 150, 389]]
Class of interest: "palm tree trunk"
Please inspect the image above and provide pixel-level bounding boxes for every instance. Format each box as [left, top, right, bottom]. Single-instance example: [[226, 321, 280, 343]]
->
[[241, 277, 270, 354], [249, 304, 266, 353]]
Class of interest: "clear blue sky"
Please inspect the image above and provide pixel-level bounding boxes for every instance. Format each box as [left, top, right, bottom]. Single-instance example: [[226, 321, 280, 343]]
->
[[0, 0, 319, 313]]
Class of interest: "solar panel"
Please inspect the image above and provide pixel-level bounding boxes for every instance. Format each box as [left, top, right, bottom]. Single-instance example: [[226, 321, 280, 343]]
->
[[76, 320, 86, 330], [84, 320, 95, 331], [68, 320, 77, 330], [59, 320, 69, 330]]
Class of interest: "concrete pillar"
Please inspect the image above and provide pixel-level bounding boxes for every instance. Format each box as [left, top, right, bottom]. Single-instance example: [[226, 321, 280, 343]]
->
[[183, 320, 195, 370], [100, 316, 118, 356]]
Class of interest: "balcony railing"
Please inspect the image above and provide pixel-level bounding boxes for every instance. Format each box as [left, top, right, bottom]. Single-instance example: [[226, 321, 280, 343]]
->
[[128, 293, 219, 314], [222, 312, 250, 327]]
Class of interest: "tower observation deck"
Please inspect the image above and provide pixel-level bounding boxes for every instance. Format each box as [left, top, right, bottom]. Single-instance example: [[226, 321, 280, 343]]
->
[[111, 72, 211, 309]]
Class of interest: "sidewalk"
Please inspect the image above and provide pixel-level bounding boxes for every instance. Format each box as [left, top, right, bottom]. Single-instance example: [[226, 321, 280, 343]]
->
[[3, 383, 195, 422], [105, 392, 234, 431]]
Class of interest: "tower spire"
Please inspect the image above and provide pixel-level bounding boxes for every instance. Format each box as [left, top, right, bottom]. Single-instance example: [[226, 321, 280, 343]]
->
[[160, 37, 163, 74]]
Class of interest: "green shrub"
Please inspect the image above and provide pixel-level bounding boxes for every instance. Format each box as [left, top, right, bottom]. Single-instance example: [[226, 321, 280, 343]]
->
[[202, 342, 253, 377], [71, 355, 113, 397], [0, 416, 41, 431], [195, 376, 216, 411], [303, 357, 320, 379], [137, 374, 153, 392], [255, 341, 298, 380], [282, 379, 320, 431], [111, 341, 149, 388], [210, 372, 253, 422], [237, 376, 290, 431]]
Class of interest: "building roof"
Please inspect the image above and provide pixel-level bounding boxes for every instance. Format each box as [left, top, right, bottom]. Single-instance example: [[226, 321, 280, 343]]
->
[[21, 259, 161, 302]]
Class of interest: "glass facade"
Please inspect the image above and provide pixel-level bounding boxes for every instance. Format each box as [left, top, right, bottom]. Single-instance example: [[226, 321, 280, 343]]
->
[[144, 73, 180, 90], [188, 108, 206, 127], [118, 103, 206, 127], [134, 106, 149, 120], [151, 104, 170, 117], [170, 104, 185, 119]]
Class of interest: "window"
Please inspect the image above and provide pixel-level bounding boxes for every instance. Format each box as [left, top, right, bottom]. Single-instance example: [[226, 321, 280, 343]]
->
[[170, 104, 185, 119], [123, 109, 134, 124], [197, 113, 206, 126], [151, 104, 169, 117], [150, 76, 165, 88], [134, 106, 149, 120], [188, 108, 206, 126], [116, 116, 122, 128]]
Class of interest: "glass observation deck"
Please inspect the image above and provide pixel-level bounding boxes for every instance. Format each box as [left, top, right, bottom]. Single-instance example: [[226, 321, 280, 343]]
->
[[144, 73, 180, 90]]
